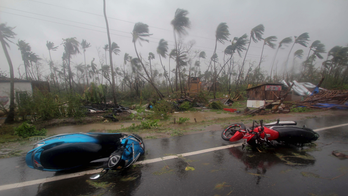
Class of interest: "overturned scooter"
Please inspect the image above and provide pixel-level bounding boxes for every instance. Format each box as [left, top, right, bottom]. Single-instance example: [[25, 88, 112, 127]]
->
[[221, 119, 319, 147], [26, 133, 145, 179]]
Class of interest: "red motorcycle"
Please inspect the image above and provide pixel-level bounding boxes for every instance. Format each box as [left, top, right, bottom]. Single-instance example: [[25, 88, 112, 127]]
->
[[221, 119, 319, 147]]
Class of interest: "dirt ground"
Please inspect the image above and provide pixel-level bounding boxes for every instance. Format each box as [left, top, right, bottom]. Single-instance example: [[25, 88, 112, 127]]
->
[[0, 109, 347, 159]]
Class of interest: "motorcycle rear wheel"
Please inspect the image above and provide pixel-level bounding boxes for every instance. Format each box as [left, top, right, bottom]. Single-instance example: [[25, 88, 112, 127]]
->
[[221, 123, 245, 141]]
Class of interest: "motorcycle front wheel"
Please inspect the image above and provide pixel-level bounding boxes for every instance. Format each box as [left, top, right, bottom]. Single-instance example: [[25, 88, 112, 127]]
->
[[221, 123, 245, 141]]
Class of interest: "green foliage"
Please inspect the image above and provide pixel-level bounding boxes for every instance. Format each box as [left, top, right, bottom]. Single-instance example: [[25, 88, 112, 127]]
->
[[83, 83, 106, 104], [15, 91, 85, 121], [152, 100, 173, 119], [140, 119, 159, 129], [291, 106, 311, 113], [178, 117, 189, 124], [209, 101, 223, 109], [179, 101, 192, 111], [14, 122, 47, 138]]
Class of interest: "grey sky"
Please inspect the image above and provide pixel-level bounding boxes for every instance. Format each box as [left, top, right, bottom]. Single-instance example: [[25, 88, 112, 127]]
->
[[1, 0, 348, 78]]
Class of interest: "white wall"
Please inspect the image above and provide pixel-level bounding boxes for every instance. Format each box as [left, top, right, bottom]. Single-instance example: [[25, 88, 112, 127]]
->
[[0, 82, 32, 109]]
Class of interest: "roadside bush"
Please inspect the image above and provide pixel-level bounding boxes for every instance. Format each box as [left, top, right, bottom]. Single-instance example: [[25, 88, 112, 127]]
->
[[152, 100, 173, 119], [140, 119, 160, 129], [209, 101, 223, 109], [178, 117, 190, 124], [179, 101, 192, 111], [14, 122, 47, 138]]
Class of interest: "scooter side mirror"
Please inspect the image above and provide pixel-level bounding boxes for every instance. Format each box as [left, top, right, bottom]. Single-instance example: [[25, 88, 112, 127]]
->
[[90, 169, 109, 180]]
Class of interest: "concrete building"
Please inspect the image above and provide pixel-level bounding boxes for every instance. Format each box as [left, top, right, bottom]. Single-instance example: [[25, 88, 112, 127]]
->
[[0, 77, 49, 109]]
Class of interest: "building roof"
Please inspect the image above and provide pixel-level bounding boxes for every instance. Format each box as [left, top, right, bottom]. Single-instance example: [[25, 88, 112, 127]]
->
[[246, 83, 283, 91]]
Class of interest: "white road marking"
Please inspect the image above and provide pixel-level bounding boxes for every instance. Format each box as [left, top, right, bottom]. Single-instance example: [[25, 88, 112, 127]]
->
[[1, 122, 348, 191]]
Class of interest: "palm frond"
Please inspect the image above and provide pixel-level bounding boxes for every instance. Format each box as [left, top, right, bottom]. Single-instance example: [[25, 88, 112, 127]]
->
[[132, 22, 151, 43], [0, 23, 16, 48], [148, 52, 155, 60], [81, 39, 91, 51], [279, 37, 292, 48], [171, 8, 190, 37], [264, 36, 277, 49], [124, 53, 130, 64], [294, 49, 303, 59], [110, 42, 120, 55], [250, 24, 264, 43], [157, 39, 168, 58], [294, 32, 310, 47], [199, 51, 206, 59], [216, 22, 230, 44]]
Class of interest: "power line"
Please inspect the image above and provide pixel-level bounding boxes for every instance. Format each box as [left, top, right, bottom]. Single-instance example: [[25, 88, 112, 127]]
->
[[0, 10, 215, 53]]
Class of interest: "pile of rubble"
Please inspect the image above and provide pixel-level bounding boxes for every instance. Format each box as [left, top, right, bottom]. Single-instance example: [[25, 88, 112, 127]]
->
[[297, 90, 348, 109]]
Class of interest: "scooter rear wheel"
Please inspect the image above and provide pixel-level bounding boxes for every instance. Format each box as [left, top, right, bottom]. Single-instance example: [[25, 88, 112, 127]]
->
[[221, 123, 245, 141]]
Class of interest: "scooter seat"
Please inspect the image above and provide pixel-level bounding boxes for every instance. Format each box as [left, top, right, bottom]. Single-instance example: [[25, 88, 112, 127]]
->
[[40, 143, 102, 169]]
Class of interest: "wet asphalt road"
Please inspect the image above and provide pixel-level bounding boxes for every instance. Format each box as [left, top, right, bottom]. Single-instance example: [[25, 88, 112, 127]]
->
[[1, 114, 348, 196]]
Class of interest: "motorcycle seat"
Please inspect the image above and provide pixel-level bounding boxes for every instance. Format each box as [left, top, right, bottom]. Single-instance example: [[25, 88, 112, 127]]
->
[[271, 126, 318, 144]]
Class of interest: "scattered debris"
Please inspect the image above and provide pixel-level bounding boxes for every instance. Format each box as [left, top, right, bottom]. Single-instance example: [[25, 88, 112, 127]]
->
[[297, 90, 348, 109], [332, 151, 348, 159]]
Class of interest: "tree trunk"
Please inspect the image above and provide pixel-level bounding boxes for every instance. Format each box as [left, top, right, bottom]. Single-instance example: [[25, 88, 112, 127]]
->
[[103, 0, 117, 106], [285, 42, 296, 73], [270, 47, 280, 80], [238, 36, 252, 86], [134, 42, 164, 99], [1, 35, 15, 123]]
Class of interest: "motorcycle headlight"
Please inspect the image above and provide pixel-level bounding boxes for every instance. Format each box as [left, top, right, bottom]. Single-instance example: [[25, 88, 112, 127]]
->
[[108, 155, 121, 168]]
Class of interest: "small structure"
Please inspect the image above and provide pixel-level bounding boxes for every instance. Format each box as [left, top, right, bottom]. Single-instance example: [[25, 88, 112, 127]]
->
[[188, 77, 202, 95], [0, 77, 50, 109], [246, 83, 284, 108]]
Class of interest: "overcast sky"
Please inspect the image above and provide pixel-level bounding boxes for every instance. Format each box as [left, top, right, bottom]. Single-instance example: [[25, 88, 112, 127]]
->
[[1, 0, 348, 79]]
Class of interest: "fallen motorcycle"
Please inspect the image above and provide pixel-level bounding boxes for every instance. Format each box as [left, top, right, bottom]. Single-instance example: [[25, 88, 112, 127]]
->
[[221, 119, 319, 147], [26, 132, 145, 179]]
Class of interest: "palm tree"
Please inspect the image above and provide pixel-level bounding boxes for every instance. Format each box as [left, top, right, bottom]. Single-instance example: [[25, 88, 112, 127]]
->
[[157, 39, 173, 92], [62, 37, 80, 91], [103, 44, 108, 65], [148, 52, 155, 79], [103, 0, 117, 105], [198, 51, 206, 75], [285, 32, 310, 71], [81, 39, 91, 85], [270, 37, 292, 79], [208, 23, 230, 71], [171, 8, 190, 91], [46, 41, 58, 86], [132, 22, 164, 98], [209, 34, 248, 95], [28, 52, 41, 80], [240, 24, 264, 82], [257, 36, 277, 69], [307, 40, 325, 60], [17, 40, 31, 80], [0, 23, 16, 123], [109, 42, 120, 86]]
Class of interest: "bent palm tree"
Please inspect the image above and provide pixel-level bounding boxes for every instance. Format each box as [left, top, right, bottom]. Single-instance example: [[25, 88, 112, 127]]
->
[[270, 37, 292, 79], [208, 23, 230, 71], [171, 8, 190, 91], [285, 32, 310, 71], [0, 23, 16, 123], [238, 24, 265, 85], [46, 41, 58, 85], [157, 39, 173, 92], [81, 39, 91, 85], [103, 0, 117, 105], [132, 22, 163, 98], [62, 37, 80, 91], [17, 40, 31, 80], [148, 52, 155, 79], [257, 36, 277, 69]]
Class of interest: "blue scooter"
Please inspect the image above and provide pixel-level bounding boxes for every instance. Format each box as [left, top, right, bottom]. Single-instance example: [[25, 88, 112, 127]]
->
[[26, 132, 145, 179]]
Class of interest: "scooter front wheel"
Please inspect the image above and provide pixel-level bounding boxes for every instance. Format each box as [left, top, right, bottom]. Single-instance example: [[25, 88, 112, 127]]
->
[[221, 123, 245, 141]]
